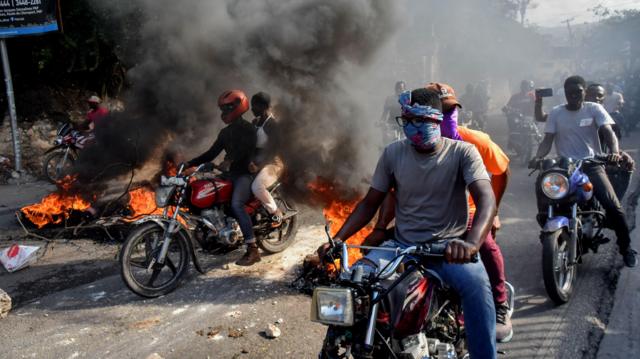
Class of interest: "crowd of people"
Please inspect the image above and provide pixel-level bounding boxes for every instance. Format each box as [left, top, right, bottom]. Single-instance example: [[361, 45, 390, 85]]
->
[[356, 73, 638, 358], [82, 70, 638, 358]]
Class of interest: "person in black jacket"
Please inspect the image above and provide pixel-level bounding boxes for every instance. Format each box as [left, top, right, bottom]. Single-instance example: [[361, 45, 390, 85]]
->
[[249, 92, 284, 228], [187, 90, 259, 266]]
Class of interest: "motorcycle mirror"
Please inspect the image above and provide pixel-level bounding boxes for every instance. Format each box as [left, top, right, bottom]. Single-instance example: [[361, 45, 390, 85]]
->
[[325, 221, 335, 247]]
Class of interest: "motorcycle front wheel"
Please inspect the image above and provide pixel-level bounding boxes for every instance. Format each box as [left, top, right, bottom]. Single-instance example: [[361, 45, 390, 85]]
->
[[542, 229, 576, 304], [43, 150, 75, 183], [120, 222, 190, 298]]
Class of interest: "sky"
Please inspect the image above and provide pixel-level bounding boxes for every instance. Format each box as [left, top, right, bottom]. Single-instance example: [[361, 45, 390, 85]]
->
[[528, 0, 640, 27]]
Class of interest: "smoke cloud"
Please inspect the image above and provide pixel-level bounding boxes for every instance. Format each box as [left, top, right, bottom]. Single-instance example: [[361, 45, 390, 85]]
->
[[77, 0, 399, 197]]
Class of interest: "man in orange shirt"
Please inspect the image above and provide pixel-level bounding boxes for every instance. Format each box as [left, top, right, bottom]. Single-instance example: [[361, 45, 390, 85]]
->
[[364, 83, 513, 342]]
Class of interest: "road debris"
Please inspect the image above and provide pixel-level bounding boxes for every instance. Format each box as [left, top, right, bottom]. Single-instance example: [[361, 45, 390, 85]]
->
[[0, 244, 40, 272], [264, 323, 281, 339], [0, 288, 11, 319], [226, 310, 242, 318], [145, 353, 164, 359], [228, 327, 244, 338]]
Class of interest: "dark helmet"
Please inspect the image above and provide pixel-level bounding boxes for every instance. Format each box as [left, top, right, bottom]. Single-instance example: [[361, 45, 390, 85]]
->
[[218, 90, 249, 124], [521, 80, 534, 93]]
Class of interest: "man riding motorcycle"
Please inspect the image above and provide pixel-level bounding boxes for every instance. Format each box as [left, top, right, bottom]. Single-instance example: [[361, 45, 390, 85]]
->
[[367, 82, 514, 343], [379, 81, 406, 144], [531, 76, 637, 267], [327, 88, 498, 358], [186, 90, 260, 266], [505, 80, 536, 149], [85, 95, 109, 132]]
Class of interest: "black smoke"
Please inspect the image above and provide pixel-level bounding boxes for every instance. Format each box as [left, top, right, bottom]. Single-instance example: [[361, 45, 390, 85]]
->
[[77, 0, 398, 196]]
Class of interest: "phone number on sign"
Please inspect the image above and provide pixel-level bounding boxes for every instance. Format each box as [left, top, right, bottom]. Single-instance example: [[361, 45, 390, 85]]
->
[[15, 0, 42, 6]]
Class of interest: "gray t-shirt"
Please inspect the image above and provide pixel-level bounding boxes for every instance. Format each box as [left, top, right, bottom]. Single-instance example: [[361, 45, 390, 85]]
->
[[371, 138, 490, 245], [544, 102, 615, 159]]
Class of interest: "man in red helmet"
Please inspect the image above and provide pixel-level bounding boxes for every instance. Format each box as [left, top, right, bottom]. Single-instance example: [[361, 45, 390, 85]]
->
[[187, 90, 260, 266]]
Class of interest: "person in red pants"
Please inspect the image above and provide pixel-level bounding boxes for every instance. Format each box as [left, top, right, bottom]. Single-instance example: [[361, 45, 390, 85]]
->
[[363, 83, 513, 342]]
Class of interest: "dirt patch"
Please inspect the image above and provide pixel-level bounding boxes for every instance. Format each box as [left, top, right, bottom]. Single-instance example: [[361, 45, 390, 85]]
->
[[129, 316, 161, 330]]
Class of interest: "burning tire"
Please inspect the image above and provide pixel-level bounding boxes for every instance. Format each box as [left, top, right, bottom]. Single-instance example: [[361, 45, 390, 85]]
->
[[43, 150, 75, 183], [258, 193, 299, 254], [120, 222, 190, 298]]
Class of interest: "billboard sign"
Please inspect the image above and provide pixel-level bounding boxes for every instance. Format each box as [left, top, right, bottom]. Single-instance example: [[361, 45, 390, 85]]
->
[[0, 0, 59, 38]]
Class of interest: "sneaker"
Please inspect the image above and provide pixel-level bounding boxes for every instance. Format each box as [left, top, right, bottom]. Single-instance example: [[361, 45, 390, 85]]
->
[[623, 249, 637, 268], [496, 301, 513, 343], [235, 245, 261, 266]]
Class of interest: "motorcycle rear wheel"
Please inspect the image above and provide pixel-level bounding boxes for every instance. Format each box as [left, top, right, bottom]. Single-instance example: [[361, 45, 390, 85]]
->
[[120, 222, 190, 298], [542, 229, 576, 304], [258, 194, 299, 253], [43, 150, 75, 183]]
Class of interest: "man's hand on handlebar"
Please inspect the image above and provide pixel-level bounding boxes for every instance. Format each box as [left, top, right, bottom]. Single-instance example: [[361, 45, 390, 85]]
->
[[445, 239, 479, 264]]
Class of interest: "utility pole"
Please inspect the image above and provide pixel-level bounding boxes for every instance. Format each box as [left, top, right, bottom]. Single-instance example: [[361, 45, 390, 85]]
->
[[0, 39, 21, 172], [562, 17, 578, 72]]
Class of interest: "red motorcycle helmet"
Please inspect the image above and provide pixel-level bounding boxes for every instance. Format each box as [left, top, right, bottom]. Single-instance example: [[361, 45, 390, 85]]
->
[[218, 90, 249, 124]]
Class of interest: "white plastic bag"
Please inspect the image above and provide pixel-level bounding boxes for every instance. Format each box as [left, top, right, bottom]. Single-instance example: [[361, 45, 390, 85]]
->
[[0, 244, 40, 272]]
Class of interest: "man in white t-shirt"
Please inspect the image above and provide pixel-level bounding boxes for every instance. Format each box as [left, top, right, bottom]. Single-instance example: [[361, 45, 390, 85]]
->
[[533, 76, 637, 267]]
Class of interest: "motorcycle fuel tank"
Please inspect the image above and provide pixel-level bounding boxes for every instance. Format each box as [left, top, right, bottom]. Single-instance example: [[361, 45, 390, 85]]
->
[[190, 179, 233, 208]]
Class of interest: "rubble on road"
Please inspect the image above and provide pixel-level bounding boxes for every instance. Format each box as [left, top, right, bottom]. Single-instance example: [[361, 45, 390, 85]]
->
[[228, 327, 244, 338], [0, 287, 11, 319], [264, 323, 281, 339], [145, 353, 164, 359]]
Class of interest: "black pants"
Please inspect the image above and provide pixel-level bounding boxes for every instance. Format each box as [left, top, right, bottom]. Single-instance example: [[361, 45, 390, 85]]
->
[[584, 164, 631, 253], [536, 164, 631, 254]]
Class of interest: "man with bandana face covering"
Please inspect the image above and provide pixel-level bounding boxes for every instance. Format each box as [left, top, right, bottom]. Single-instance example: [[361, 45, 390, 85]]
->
[[328, 88, 498, 358]]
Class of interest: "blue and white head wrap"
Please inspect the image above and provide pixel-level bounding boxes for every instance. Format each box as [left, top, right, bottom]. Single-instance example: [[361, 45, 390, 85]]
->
[[398, 90, 444, 122]]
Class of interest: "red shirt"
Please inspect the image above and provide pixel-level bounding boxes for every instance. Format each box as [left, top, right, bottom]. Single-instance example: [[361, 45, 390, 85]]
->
[[87, 106, 109, 127]]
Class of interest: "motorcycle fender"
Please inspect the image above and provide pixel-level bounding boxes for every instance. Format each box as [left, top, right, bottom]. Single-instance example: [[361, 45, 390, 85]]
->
[[132, 216, 205, 274], [542, 216, 570, 233], [44, 146, 64, 154]]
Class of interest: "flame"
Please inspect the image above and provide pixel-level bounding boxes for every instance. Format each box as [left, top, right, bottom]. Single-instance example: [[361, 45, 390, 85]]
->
[[308, 178, 373, 270], [126, 187, 163, 219], [20, 176, 91, 228]]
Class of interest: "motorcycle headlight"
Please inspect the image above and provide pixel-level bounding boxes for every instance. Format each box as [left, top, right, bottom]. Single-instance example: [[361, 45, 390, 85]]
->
[[541, 173, 569, 199], [53, 138, 63, 145], [310, 287, 354, 326], [155, 186, 175, 208]]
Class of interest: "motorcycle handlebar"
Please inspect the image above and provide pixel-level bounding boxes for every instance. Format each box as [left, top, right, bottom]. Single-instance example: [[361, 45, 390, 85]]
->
[[340, 240, 477, 279]]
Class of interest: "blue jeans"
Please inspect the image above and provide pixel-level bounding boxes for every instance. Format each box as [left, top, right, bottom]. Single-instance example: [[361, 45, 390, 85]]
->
[[231, 174, 255, 244], [363, 240, 496, 359]]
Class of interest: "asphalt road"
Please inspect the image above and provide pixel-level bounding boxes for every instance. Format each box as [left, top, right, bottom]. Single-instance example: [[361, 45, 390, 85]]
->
[[0, 117, 637, 359]]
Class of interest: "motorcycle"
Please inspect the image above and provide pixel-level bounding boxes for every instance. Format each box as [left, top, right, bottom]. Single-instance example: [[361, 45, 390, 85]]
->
[[531, 156, 612, 304], [42, 123, 94, 183], [119, 163, 299, 298], [504, 108, 542, 167], [312, 232, 515, 358]]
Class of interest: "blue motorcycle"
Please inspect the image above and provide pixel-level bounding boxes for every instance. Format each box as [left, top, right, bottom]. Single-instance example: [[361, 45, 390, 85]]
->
[[532, 156, 611, 304]]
